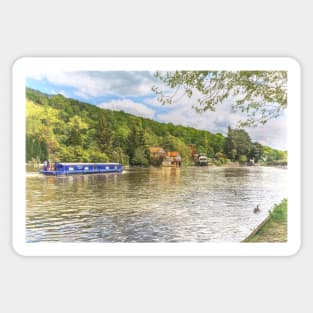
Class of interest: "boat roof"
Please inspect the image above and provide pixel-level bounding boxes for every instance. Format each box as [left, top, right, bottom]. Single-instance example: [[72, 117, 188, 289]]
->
[[56, 162, 121, 165]]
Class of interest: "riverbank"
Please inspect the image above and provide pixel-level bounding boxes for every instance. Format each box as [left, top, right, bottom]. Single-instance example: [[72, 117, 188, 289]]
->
[[26, 161, 288, 172], [243, 199, 288, 242]]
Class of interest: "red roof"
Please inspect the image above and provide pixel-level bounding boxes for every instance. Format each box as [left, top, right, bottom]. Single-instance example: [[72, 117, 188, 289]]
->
[[167, 151, 180, 157]]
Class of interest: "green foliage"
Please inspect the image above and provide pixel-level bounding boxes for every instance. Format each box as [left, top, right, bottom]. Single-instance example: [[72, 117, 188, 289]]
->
[[97, 113, 113, 152], [224, 127, 252, 161], [132, 147, 149, 166], [269, 199, 288, 220], [162, 135, 192, 164], [26, 135, 48, 162], [25, 88, 287, 166], [127, 120, 149, 166], [239, 155, 247, 164], [215, 152, 226, 160], [262, 146, 287, 163], [245, 199, 287, 242], [249, 142, 264, 162], [110, 147, 129, 164], [153, 71, 287, 127]]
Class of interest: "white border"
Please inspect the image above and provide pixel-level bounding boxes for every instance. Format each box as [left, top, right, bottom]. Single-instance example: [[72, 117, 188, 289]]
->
[[12, 57, 301, 256]]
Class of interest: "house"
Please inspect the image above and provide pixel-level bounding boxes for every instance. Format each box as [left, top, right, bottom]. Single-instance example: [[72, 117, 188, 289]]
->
[[149, 147, 166, 166], [162, 151, 182, 167], [149, 147, 182, 167], [149, 147, 166, 158]]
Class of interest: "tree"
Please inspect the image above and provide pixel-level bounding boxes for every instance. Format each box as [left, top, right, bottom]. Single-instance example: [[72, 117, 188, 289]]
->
[[26, 100, 61, 160], [249, 142, 264, 162], [224, 127, 252, 160], [26, 88, 287, 167], [67, 116, 88, 146], [162, 135, 192, 164], [200, 133, 209, 155], [127, 120, 149, 166], [26, 135, 48, 162], [223, 126, 235, 160], [97, 113, 113, 153], [132, 147, 149, 166], [111, 147, 129, 165], [153, 71, 287, 126]]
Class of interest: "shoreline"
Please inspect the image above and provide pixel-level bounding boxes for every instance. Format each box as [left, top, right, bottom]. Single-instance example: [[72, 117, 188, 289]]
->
[[242, 199, 288, 243]]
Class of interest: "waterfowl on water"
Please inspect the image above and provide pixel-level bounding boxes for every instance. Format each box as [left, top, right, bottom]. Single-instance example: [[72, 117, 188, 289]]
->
[[253, 205, 260, 213]]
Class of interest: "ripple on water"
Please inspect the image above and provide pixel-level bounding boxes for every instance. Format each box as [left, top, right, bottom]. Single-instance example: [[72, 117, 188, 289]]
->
[[26, 166, 287, 242]]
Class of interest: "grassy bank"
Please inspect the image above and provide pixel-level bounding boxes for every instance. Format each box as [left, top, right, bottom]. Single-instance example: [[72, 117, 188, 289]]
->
[[244, 199, 288, 242]]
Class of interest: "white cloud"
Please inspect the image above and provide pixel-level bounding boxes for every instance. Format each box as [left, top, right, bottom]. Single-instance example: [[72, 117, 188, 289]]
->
[[247, 114, 287, 150], [98, 99, 155, 119], [155, 95, 287, 150], [50, 89, 67, 97], [27, 71, 160, 99], [155, 92, 239, 132], [27, 70, 287, 149]]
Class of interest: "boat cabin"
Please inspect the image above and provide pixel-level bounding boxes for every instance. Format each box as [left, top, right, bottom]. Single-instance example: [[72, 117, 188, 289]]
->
[[194, 154, 208, 166], [40, 162, 123, 175]]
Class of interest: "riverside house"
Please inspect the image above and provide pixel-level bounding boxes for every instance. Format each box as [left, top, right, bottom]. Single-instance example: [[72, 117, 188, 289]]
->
[[162, 151, 182, 167], [149, 147, 166, 158], [149, 147, 182, 167], [149, 147, 166, 166]]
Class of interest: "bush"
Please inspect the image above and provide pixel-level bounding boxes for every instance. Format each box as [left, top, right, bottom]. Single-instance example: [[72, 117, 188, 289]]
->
[[239, 155, 247, 164], [270, 199, 288, 220], [214, 159, 222, 166], [88, 150, 110, 162], [131, 147, 149, 166], [215, 152, 227, 159]]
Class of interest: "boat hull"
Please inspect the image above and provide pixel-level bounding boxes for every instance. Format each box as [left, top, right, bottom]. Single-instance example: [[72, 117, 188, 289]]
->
[[40, 163, 123, 176]]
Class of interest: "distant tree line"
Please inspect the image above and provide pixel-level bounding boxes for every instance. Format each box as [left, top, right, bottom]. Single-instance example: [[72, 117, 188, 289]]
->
[[26, 88, 287, 166]]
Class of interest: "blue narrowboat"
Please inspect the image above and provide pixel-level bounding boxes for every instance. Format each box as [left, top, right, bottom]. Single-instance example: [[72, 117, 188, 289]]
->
[[40, 162, 123, 176]]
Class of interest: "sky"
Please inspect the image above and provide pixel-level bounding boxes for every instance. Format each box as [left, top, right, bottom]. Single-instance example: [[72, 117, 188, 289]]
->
[[26, 71, 287, 150]]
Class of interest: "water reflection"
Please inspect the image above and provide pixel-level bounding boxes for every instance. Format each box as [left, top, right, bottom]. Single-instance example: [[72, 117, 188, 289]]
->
[[26, 166, 287, 243]]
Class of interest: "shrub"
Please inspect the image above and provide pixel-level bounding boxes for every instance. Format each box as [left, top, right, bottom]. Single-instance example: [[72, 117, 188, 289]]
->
[[239, 155, 247, 164]]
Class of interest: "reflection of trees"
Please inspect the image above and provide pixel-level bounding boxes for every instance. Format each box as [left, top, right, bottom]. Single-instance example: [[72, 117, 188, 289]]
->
[[27, 174, 123, 208], [223, 167, 249, 178]]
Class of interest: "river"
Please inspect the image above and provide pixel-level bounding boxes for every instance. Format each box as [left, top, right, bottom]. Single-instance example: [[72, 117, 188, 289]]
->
[[26, 166, 287, 243]]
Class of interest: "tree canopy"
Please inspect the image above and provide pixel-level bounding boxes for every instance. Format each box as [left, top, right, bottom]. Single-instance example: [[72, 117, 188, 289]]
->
[[153, 71, 287, 127], [26, 88, 286, 166]]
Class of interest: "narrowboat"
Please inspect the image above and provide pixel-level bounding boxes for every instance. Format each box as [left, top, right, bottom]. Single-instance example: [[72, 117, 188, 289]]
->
[[40, 162, 123, 176]]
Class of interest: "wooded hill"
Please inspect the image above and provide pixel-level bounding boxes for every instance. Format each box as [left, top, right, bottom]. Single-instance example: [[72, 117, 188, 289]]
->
[[26, 88, 287, 166]]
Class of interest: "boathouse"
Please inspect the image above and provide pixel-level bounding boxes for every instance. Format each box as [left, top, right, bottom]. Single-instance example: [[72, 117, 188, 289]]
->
[[149, 147, 166, 166], [162, 151, 182, 167], [149, 147, 166, 158]]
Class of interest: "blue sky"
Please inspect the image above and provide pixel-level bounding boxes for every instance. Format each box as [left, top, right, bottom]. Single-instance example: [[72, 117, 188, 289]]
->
[[26, 71, 287, 150]]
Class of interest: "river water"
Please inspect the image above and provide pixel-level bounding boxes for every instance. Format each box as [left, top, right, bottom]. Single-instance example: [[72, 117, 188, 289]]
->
[[26, 166, 287, 243]]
